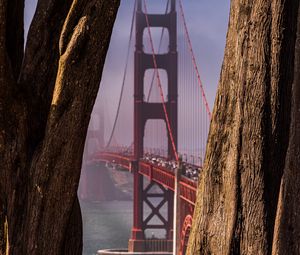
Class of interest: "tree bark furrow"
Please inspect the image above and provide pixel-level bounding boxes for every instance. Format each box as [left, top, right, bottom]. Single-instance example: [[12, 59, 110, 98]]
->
[[19, 0, 74, 151], [272, 4, 300, 254]]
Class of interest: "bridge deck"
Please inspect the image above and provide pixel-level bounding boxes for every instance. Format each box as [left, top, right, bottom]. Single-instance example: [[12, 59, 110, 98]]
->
[[90, 151, 198, 206]]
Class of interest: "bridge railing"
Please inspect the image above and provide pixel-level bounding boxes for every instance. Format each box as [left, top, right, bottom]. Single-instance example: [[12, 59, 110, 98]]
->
[[144, 239, 173, 252], [88, 150, 199, 206]]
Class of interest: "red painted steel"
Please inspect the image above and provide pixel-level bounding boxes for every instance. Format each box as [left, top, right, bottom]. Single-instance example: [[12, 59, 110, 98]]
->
[[179, 215, 193, 255], [82, 1, 208, 253], [143, 0, 179, 161], [88, 150, 197, 254], [89, 151, 197, 255], [89, 152, 197, 207], [129, 0, 179, 251]]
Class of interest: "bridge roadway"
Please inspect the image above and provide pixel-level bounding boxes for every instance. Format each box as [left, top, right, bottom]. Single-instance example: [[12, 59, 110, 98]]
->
[[89, 151, 198, 207]]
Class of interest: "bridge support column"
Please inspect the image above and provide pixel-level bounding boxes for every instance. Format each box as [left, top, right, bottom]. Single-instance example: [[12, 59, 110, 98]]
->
[[129, 169, 174, 252], [129, 161, 145, 252], [173, 160, 182, 255], [167, 189, 174, 240]]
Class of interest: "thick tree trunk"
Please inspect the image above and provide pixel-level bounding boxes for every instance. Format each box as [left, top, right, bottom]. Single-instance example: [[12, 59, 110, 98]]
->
[[63, 197, 83, 255], [0, 0, 120, 254], [0, 199, 7, 255], [187, 1, 300, 254], [272, 6, 300, 254]]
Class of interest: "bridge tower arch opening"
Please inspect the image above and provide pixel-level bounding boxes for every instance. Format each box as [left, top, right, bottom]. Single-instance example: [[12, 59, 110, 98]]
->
[[129, 0, 178, 253], [143, 28, 170, 55], [144, 69, 168, 103], [144, 119, 168, 156]]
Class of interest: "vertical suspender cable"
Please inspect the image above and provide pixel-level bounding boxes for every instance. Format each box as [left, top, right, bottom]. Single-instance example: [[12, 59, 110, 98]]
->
[[181, 14, 186, 158], [178, 0, 211, 119]]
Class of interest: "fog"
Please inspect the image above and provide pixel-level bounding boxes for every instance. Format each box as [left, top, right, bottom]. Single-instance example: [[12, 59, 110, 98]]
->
[[23, 1, 230, 253]]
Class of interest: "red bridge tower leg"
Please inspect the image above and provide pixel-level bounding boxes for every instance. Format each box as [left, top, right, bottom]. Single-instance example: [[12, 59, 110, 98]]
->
[[128, 0, 178, 252]]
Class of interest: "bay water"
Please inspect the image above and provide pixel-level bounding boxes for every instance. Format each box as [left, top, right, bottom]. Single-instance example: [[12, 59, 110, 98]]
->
[[81, 200, 133, 255]]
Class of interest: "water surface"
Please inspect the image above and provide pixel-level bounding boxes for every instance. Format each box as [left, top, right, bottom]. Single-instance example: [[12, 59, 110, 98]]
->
[[81, 200, 133, 255]]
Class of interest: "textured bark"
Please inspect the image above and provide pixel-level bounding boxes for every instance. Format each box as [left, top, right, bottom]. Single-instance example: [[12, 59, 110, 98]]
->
[[272, 6, 300, 254], [0, 200, 7, 255], [187, 1, 300, 254], [0, 0, 120, 254]]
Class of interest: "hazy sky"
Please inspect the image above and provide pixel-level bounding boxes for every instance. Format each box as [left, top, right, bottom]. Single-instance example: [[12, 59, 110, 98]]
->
[[25, 1, 230, 106], [99, 1, 230, 109], [96, 1, 230, 146], [24, 1, 231, 147]]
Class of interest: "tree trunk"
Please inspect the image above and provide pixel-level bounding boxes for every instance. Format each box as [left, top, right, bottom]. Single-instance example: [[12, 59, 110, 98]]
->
[[0, 0, 120, 254], [0, 198, 7, 255], [187, 1, 300, 254], [272, 6, 300, 254]]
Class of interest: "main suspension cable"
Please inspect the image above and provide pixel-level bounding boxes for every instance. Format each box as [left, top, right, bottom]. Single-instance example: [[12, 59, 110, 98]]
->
[[106, 0, 137, 148], [178, 0, 212, 119]]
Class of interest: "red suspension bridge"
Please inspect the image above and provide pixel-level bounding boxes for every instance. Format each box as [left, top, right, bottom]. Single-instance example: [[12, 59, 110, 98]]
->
[[81, 0, 211, 254]]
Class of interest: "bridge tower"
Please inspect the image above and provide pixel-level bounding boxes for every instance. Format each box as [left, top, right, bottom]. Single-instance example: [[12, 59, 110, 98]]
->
[[129, 0, 178, 252]]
